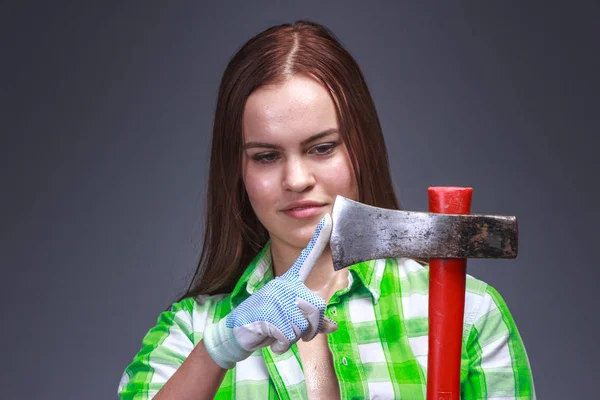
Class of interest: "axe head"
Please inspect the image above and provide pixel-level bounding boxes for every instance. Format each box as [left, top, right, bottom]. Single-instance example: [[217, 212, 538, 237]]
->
[[330, 196, 518, 271]]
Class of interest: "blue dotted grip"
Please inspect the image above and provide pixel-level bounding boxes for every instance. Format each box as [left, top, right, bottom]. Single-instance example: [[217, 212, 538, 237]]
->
[[226, 217, 328, 344]]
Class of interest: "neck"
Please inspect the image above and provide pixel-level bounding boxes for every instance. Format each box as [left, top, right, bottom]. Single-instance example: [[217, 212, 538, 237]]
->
[[271, 241, 349, 302]]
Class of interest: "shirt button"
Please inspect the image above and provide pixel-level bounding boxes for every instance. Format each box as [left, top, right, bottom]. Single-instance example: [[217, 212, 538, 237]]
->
[[342, 357, 348, 366], [331, 306, 337, 316]]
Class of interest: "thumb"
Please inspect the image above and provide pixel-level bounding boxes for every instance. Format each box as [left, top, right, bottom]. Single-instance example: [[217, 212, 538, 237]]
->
[[319, 317, 338, 334], [295, 214, 332, 282], [270, 339, 290, 355]]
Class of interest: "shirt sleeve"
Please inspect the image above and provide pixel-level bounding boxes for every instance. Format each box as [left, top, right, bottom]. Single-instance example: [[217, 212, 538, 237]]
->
[[117, 298, 199, 400], [462, 285, 536, 399]]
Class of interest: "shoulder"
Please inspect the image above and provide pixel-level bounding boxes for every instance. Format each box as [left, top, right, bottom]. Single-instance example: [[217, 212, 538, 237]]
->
[[385, 257, 490, 288], [387, 256, 492, 291], [118, 294, 231, 398], [164, 294, 231, 338], [136, 294, 231, 349], [382, 257, 507, 320]]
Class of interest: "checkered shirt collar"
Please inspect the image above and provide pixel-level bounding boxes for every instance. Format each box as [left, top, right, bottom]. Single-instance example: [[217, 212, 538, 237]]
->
[[229, 242, 384, 308]]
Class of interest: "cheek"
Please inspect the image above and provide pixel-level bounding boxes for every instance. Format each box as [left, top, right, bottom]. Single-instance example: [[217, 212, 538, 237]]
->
[[243, 165, 279, 210], [324, 155, 358, 196]]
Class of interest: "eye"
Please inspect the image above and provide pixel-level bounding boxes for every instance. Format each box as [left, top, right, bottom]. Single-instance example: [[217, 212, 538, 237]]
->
[[252, 152, 280, 163], [310, 143, 337, 155]]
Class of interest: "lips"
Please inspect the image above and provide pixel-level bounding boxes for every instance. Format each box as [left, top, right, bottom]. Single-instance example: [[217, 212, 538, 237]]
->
[[282, 201, 326, 211], [281, 201, 327, 219]]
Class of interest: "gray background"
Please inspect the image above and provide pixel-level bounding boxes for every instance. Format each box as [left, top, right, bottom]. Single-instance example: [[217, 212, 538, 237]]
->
[[2, 1, 598, 399]]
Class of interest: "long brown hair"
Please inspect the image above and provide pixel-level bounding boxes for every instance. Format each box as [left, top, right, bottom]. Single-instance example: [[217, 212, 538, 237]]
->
[[180, 20, 401, 298]]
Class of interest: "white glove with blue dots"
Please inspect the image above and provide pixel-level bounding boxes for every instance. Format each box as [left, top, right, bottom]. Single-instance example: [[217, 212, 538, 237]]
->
[[203, 214, 337, 369]]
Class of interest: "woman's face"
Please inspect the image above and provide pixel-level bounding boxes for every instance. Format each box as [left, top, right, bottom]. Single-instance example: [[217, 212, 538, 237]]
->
[[242, 73, 359, 251]]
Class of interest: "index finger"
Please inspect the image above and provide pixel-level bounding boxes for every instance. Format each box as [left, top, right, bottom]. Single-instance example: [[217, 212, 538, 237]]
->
[[296, 214, 332, 282]]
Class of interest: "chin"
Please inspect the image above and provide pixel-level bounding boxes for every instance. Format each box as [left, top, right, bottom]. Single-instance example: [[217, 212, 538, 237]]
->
[[282, 229, 315, 250], [292, 233, 314, 249]]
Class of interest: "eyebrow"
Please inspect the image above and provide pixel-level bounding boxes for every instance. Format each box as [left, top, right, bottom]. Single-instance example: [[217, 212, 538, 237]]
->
[[243, 128, 339, 150]]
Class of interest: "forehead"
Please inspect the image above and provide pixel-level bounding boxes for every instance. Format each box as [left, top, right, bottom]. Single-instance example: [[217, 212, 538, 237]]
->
[[243, 74, 338, 142]]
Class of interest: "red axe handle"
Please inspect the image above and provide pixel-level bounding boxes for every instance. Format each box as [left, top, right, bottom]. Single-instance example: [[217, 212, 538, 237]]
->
[[426, 187, 472, 400]]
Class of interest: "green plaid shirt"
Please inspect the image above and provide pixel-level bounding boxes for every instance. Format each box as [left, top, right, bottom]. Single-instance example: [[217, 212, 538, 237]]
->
[[119, 244, 535, 399]]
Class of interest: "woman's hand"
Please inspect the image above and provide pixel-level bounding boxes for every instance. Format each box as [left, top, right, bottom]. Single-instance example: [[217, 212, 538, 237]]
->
[[203, 214, 337, 369]]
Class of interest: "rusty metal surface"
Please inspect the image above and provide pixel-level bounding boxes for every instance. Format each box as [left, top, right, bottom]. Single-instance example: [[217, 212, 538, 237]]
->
[[330, 196, 518, 271]]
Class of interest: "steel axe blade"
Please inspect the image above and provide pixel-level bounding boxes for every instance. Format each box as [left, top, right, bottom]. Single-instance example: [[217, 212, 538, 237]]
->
[[329, 196, 518, 271]]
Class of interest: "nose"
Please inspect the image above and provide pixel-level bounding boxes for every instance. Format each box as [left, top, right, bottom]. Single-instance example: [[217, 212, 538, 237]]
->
[[282, 157, 315, 192]]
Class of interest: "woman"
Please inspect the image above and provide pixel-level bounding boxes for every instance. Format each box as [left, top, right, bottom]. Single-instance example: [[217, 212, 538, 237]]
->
[[118, 21, 535, 399]]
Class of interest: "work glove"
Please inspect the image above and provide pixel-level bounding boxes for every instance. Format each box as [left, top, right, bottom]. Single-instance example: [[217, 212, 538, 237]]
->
[[203, 214, 337, 369]]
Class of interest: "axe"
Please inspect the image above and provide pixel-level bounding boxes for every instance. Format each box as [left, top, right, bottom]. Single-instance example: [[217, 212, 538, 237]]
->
[[330, 187, 518, 400]]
